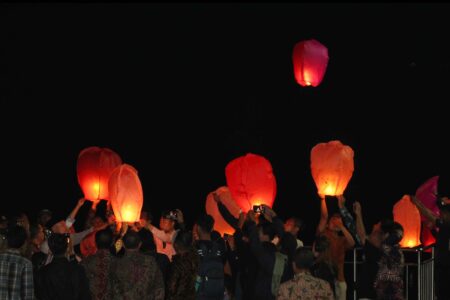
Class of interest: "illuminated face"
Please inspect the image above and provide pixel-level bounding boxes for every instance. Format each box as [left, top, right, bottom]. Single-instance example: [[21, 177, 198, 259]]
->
[[92, 217, 104, 229], [160, 217, 175, 232], [284, 219, 299, 235], [328, 215, 342, 232]]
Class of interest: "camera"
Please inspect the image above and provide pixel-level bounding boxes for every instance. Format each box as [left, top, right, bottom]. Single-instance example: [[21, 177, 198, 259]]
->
[[253, 205, 264, 214]]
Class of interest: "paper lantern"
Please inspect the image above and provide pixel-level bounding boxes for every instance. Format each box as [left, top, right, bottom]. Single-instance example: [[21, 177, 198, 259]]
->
[[109, 164, 143, 223], [205, 186, 241, 236], [77, 146, 122, 204], [415, 176, 440, 222], [293, 39, 329, 87], [310, 140, 354, 196], [225, 153, 277, 213], [393, 195, 421, 248], [421, 225, 436, 248]]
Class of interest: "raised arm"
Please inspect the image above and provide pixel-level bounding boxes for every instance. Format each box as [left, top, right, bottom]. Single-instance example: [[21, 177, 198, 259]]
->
[[410, 195, 438, 226], [66, 198, 86, 227], [353, 201, 367, 246], [316, 195, 328, 235], [337, 195, 362, 246]]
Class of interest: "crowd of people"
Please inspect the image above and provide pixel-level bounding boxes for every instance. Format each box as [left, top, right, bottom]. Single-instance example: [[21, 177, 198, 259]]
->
[[0, 191, 449, 300]]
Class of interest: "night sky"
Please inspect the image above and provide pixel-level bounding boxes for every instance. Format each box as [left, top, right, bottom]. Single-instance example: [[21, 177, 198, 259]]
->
[[2, 3, 449, 244]]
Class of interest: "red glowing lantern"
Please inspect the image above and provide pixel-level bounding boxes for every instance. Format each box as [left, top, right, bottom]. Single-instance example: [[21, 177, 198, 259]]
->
[[77, 147, 122, 205], [310, 140, 354, 196], [225, 153, 277, 213], [393, 195, 421, 248], [293, 39, 329, 87], [205, 186, 241, 236], [108, 164, 143, 223]]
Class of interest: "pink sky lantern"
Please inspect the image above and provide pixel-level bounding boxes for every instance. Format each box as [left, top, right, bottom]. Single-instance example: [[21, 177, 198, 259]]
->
[[293, 39, 329, 87], [393, 195, 421, 248], [108, 164, 143, 223], [310, 140, 354, 196], [415, 176, 439, 246], [205, 186, 241, 236], [225, 153, 277, 213], [77, 146, 122, 206]]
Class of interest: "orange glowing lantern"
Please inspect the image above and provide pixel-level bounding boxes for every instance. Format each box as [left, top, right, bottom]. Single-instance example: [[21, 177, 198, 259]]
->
[[77, 147, 122, 206], [293, 39, 329, 87], [310, 140, 354, 196], [225, 153, 277, 213], [393, 195, 421, 248], [206, 186, 241, 236], [108, 164, 143, 223]]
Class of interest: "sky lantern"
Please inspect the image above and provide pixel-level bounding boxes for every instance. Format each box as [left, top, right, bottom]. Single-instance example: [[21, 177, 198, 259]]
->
[[415, 176, 439, 246], [292, 39, 329, 87], [310, 140, 354, 196], [77, 146, 122, 206], [225, 153, 277, 213], [393, 195, 421, 248], [108, 164, 143, 223], [205, 186, 241, 236]]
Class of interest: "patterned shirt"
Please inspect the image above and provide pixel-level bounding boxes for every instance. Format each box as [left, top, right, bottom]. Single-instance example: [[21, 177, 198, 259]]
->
[[0, 249, 34, 300], [277, 272, 334, 300], [110, 250, 165, 300], [81, 249, 115, 300]]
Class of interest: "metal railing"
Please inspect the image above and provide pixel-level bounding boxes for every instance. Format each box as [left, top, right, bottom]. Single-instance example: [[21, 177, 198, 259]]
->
[[344, 245, 435, 300]]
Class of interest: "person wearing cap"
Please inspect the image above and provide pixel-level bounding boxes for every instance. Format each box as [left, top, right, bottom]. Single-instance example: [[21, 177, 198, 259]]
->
[[145, 209, 185, 261]]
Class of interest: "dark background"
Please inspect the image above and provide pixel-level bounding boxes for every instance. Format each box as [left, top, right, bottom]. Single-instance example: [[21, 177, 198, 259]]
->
[[1, 3, 449, 244]]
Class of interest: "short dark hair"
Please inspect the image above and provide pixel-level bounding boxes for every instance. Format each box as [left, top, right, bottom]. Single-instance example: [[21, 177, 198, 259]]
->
[[294, 247, 315, 269], [258, 222, 276, 241], [123, 230, 141, 249], [48, 233, 69, 256], [385, 222, 404, 246], [138, 229, 156, 252], [174, 230, 193, 251], [196, 214, 214, 233], [95, 228, 113, 249], [6, 225, 27, 249], [380, 219, 394, 234]]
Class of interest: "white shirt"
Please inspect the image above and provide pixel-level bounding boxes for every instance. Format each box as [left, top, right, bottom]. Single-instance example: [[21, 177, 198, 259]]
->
[[150, 226, 178, 261]]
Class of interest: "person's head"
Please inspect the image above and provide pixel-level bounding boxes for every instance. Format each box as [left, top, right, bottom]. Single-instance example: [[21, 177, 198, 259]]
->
[[312, 235, 330, 258], [95, 228, 114, 250], [370, 218, 394, 240], [48, 233, 69, 256], [123, 230, 141, 250], [91, 216, 105, 229], [138, 228, 156, 252], [327, 213, 343, 232], [160, 210, 176, 233], [51, 220, 69, 234], [37, 209, 52, 227], [284, 217, 303, 237], [0, 215, 8, 229], [138, 211, 152, 229], [257, 222, 276, 242], [384, 222, 404, 246], [174, 230, 193, 254], [437, 196, 450, 221], [6, 225, 28, 249], [293, 247, 315, 273], [29, 223, 45, 246], [195, 214, 214, 238], [31, 252, 47, 272]]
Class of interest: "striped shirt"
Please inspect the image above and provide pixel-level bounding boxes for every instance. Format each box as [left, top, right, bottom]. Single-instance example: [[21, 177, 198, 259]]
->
[[0, 249, 34, 300]]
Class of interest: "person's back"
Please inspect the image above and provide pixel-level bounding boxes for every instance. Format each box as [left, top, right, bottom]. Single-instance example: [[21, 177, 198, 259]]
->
[[0, 225, 34, 300], [81, 228, 115, 300], [110, 230, 164, 300], [277, 248, 333, 300], [36, 233, 91, 300]]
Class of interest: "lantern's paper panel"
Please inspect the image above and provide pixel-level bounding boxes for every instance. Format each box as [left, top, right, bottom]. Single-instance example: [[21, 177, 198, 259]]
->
[[415, 176, 440, 222], [310, 140, 354, 196], [206, 186, 241, 235], [77, 146, 122, 202], [393, 195, 421, 248], [293, 39, 329, 87], [109, 164, 143, 223], [225, 153, 277, 213]]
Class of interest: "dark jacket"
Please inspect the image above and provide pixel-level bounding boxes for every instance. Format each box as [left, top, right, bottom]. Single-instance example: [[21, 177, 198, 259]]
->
[[36, 256, 91, 300]]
